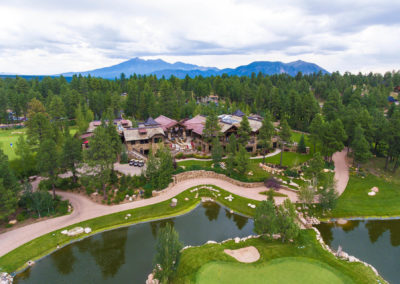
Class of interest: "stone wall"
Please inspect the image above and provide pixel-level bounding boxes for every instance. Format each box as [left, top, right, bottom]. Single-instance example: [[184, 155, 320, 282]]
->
[[173, 170, 264, 188]]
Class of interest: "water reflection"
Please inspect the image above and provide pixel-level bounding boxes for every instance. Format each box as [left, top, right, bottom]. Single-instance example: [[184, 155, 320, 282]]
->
[[150, 219, 175, 239], [15, 202, 254, 284], [203, 202, 220, 221], [89, 227, 128, 278], [316, 219, 400, 283], [51, 245, 76, 275], [365, 219, 400, 246]]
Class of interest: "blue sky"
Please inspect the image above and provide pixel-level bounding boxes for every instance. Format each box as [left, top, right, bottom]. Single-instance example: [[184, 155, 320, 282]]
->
[[0, 0, 399, 74]]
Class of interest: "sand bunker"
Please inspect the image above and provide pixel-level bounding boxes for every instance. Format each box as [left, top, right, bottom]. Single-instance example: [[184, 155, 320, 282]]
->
[[224, 246, 260, 263]]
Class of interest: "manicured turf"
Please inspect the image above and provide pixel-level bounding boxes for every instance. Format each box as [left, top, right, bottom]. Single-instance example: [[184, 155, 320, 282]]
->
[[0, 127, 78, 160], [0, 128, 26, 160], [331, 173, 400, 218], [259, 190, 287, 197], [173, 231, 383, 284], [196, 257, 346, 284], [0, 185, 258, 273]]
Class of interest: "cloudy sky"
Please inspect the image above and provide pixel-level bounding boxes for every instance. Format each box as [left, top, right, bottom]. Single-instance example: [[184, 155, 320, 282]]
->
[[0, 0, 399, 75]]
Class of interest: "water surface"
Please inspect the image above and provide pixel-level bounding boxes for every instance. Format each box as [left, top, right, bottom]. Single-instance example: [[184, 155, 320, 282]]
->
[[16, 202, 254, 283], [316, 219, 400, 283]]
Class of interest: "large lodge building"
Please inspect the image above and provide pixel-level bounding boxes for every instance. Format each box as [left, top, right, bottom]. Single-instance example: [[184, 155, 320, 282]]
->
[[83, 110, 284, 157]]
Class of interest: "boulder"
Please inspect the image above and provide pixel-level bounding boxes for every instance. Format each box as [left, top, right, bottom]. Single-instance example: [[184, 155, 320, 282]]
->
[[1, 272, 13, 284], [170, 198, 178, 207], [61, 230, 68, 235], [8, 220, 17, 225], [67, 227, 84, 236], [234, 237, 241, 243], [84, 227, 92, 234], [368, 191, 376, 196], [371, 187, 379, 193], [184, 197, 189, 201]]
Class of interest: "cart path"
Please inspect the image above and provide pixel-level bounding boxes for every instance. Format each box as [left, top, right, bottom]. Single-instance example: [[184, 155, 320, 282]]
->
[[176, 148, 281, 162], [332, 148, 350, 195], [0, 178, 297, 258]]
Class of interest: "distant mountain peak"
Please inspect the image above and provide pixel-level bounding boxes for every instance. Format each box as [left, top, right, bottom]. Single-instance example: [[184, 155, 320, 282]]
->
[[61, 57, 328, 79]]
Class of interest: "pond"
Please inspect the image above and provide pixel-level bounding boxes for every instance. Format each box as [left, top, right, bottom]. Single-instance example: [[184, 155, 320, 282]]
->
[[316, 219, 400, 284], [15, 202, 254, 283]]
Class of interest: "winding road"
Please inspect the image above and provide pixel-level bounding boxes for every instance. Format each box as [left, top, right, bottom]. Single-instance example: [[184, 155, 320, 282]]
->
[[0, 148, 350, 259]]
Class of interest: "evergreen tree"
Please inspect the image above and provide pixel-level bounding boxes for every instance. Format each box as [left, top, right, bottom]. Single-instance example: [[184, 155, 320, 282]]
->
[[61, 134, 82, 183], [153, 223, 183, 283], [258, 111, 275, 163], [0, 149, 20, 219], [37, 139, 59, 199], [226, 134, 238, 155], [297, 134, 306, 153], [237, 115, 252, 146], [211, 138, 223, 165], [279, 119, 291, 167], [254, 200, 278, 240], [276, 199, 299, 243], [203, 111, 221, 142], [319, 174, 339, 212], [309, 114, 323, 154], [235, 145, 250, 175], [351, 124, 372, 171], [86, 125, 115, 199]]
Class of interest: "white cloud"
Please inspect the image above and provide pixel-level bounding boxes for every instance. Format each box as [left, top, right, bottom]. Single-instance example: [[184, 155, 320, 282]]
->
[[0, 0, 399, 74]]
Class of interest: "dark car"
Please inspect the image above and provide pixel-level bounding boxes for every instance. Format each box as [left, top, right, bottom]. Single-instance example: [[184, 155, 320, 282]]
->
[[137, 161, 145, 167], [129, 159, 135, 166]]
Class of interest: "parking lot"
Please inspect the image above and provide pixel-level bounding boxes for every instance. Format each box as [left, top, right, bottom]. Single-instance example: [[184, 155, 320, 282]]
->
[[114, 162, 146, 176]]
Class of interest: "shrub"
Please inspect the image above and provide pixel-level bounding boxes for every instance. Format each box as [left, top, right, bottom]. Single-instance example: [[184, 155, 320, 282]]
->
[[264, 177, 281, 190], [175, 152, 184, 159], [16, 213, 26, 222], [284, 168, 299, 178], [120, 150, 129, 164], [143, 183, 153, 198]]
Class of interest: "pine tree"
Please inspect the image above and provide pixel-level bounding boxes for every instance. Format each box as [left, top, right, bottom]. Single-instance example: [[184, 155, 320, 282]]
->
[[254, 200, 278, 240], [258, 112, 275, 163], [235, 145, 250, 175], [297, 134, 306, 153], [351, 124, 372, 171], [153, 223, 183, 283], [211, 138, 223, 165], [37, 139, 59, 199], [309, 114, 323, 154], [237, 115, 252, 146], [203, 111, 221, 142], [279, 119, 291, 167]]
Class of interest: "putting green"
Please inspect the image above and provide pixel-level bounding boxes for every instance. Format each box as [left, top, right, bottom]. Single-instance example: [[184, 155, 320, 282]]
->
[[196, 257, 351, 284]]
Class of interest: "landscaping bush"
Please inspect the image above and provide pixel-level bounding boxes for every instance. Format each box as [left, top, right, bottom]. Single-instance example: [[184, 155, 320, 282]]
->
[[143, 183, 153, 198], [284, 168, 299, 178], [264, 177, 281, 190], [120, 150, 129, 164], [175, 152, 184, 159]]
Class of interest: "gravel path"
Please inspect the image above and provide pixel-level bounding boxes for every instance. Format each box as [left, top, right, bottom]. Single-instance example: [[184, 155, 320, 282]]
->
[[332, 148, 350, 195], [0, 178, 297, 258]]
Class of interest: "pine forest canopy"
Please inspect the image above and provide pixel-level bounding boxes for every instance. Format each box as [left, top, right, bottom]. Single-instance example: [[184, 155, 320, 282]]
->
[[1, 71, 400, 167]]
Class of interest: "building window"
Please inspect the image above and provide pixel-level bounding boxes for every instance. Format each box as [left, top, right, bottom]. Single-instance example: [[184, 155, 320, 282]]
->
[[131, 141, 136, 145], [140, 139, 149, 144]]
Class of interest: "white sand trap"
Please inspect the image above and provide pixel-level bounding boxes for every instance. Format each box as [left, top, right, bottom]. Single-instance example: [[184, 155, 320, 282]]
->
[[224, 246, 260, 263]]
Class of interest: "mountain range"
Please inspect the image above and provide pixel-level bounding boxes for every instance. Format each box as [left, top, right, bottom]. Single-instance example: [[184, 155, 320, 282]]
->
[[61, 57, 329, 79]]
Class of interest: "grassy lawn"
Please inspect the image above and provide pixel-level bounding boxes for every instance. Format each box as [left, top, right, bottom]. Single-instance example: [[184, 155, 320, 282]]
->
[[331, 173, 400, 218], [251, 151, 312, 167], [173, 230, 383, 284], [259, 190, 287, 197], [0, 127, 78, 160], [0, 185, 259, 273], [0, 128, 26, 160], [197, 257, 347, 284]]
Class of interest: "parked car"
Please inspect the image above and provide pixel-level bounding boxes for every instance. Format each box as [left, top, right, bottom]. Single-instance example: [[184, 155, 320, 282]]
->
[[137, 160, 145, 167], [129, 159, 135, 166]]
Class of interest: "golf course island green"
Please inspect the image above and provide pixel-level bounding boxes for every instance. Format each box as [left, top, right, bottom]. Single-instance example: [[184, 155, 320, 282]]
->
[[172, 231, 384, 284]]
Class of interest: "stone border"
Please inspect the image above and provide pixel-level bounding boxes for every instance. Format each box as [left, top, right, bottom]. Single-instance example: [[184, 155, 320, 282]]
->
[[173, 171, 264, 188], [311, 227, 387, 283]]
